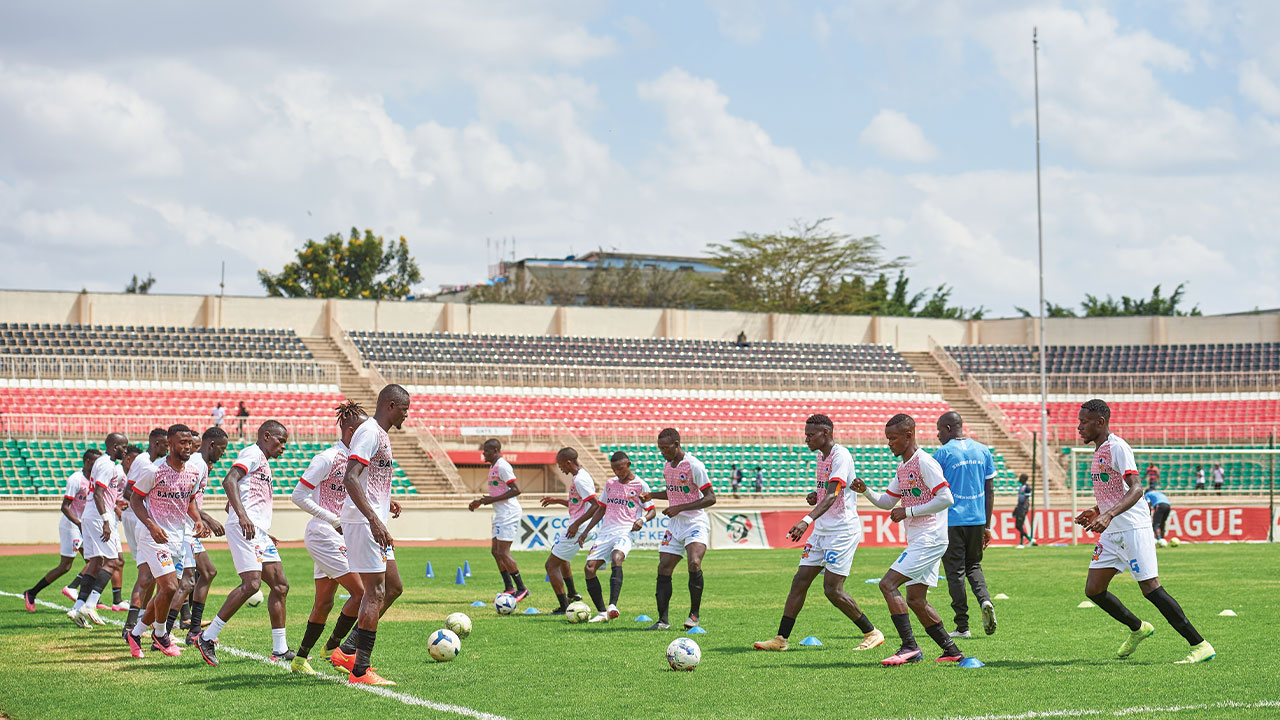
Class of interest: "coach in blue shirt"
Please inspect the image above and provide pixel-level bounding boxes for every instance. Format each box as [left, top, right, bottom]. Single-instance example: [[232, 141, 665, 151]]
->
[[934, 412, 998, 638], [1144, 489, 1171, 540]]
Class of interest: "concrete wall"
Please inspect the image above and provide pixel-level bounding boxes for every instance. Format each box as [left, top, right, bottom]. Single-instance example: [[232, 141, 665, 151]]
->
[[2, 289, 1277, 349]]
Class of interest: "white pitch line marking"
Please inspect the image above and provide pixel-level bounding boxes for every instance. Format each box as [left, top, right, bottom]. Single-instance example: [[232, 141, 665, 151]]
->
[[2, 590, 510, 720], [872, 699, 1280, 720]]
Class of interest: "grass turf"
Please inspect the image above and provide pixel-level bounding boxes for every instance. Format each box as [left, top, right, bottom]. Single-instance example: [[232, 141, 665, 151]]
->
[[0, 543, 1276, 720]]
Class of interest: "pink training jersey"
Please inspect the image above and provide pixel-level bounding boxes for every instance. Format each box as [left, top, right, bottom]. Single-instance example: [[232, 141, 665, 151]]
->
[[566, 468, 598, 524], [662, 453, 711, 522], [600, 476, 654, 529], [1090, 433, 1150, 533], [63, 470, 90, 517], [486, 457, 521, 524], [886, 448, 949, 546], [82, 454, 125, 524], [133, 459, 200, 539], [813, 444, 859, 536], [227, 443, 275, 530], [341, 418, 394, 524], [303, 443, 350, 517]]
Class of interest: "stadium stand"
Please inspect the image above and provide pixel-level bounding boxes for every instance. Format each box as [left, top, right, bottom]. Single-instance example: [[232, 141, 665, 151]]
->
[[1064, 446, 1272, 493], [948, 343, 1280, 374], [351, 331, 912, 372], [998, 397, 1280, 444], [0, 322, 312, 359], [0, 438, 418, 497], [603, 443, 1020, 494]]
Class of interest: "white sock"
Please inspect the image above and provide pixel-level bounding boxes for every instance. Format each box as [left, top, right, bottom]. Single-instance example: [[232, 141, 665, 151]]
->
[[71, 599, 86, 612], [202, 616, 227, 641], [153, 621, 167, 638], [131, 621, 146, 637], [86, 590, 102, 608], [271, 627, 287, 654]]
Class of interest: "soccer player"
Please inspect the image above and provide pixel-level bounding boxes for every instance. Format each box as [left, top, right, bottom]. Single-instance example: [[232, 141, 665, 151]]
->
[[67, 432, 129, 628], [329, 385, 410, 686], [123, 428, 168, 631], [643, 428, 716, 631], [22, 449, 101, 610], [1074, 399, 1214, 664], [935, 411, 998, 638], [540, 448, 598, 615], [124, 424, 207, 659], [576, 451, 656, 623], [1013, 474, 1035, 547], [287, 402, 369, 676], [855, 414, 964, 665], [178, 426, 229, 645], [754, 415, 884, 652], [468, 438, 527, 601], [194, 420, 292, 666]]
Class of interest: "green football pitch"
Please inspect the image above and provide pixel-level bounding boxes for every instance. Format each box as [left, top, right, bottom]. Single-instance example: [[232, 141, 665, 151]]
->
[[1, 543, 1277, 720]]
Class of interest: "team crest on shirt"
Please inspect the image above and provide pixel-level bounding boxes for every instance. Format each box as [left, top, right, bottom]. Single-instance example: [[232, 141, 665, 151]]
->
[[490, 479, 500, 486]]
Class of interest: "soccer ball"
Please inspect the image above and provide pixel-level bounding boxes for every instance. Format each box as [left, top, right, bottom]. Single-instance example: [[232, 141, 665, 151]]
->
[[246, 589, 265, 607], [666, 637, 701, 671], [444, 612, 472, 639], [564, 601, 592, 623], [1157, 537, 1170, 548], [494, 593, 517, 615], [1168, 536, 1181, 547], [427, 628, 461, 662]]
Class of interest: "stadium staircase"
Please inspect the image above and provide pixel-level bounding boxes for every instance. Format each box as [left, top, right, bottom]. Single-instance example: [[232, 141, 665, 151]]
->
[[301, 334, 465, 497], [554, 422, 612, 487], [901, 345, 1070, 500]]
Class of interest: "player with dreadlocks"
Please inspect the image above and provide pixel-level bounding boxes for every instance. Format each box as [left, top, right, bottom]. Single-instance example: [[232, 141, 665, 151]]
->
[[287, 401, 372, 675]]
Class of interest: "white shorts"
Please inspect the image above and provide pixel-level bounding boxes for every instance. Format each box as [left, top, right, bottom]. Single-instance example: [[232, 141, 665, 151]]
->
[[492, 519, 519, 543], [226, 522, 281, 574], [890, 541, 947, 587], [550, 529, 594, 562], [343, 522, 396, 574], [58, 516, 83, 557], [1090, 526, 1159, 581], [658, 513, 710, 557], [800, 531, 860, 577], [80, 516, 121, 559], [587, 528, 634, 564], [121, 513, 143, 565], [306, 520, 350, 579], [136, 529, 185, 578]]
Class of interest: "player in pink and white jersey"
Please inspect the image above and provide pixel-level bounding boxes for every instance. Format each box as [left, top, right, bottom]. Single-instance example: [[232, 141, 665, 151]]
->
[[177, 426, 229, 646], [576, 451, 656, 622], [469, 438, 528, 600], [329, 385, 409, 687], [642, 427, 717, 631], [1075, 399, 1214, 664], [22, 449, 101, 612], [754, 414, 884, 652], [195, 420, 292, 667], [540, 447, 598, 615], [287, 402, 372, 676], [68, 432, 129, 629], [856, 414, 963, 666], [125, 424, 207, 659]]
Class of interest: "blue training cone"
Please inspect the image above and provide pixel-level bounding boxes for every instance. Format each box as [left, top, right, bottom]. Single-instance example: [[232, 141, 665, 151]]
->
[[634, 615, 653, 622], [463, 561, 472, 578], [425, 562, 434, 579], [686, 626, 707, 635], [799, 636, 823, 646], [523, 607, 540, 614], [470, 600, 486, 607], [544, 573, 550, 582], [455, 567, 466, 585], [864, 578, 879, 584], [959, 657, 986, 669]]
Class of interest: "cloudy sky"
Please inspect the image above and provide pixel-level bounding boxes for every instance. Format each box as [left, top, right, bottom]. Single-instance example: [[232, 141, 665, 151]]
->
[[2, 0, 1278, 316]]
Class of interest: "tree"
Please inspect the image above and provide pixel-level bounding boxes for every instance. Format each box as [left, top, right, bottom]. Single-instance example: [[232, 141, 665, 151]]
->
[[1017, 282, 1200, 318], [817, 270, 985, 319], [258, 228, 423, 299], [705, 218, 906, 314], [125, 273, 156, 294]]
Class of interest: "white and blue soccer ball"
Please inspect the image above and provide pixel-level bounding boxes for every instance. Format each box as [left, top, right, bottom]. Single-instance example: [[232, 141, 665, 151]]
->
[[428, 628, 461, 662], [494, 593, 517, 615], [565, 601, 592, 624], [666, 637, 701, 671], [246, 589, 265, 607], [444, 612, 472, 639]]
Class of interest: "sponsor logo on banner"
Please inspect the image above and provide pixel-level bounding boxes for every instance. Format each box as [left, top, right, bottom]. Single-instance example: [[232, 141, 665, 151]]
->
[[725, 514, 754, 544], [519, 513, 668, 551]]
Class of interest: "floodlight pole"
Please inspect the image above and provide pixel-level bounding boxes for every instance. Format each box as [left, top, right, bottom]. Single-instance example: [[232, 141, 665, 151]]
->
[[1034, 27, 1051, 510]]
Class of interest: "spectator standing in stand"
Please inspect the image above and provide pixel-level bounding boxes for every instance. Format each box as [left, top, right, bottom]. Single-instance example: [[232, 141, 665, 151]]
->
[[753, 466, 764, 495], [236, 401, 250, 440], [1145, 463, 1160, 490], [211, 403, 225, 428], [1193, 465, 1206, 492], [731, 465, 743, 498], [1211, 464, 1224, 493]]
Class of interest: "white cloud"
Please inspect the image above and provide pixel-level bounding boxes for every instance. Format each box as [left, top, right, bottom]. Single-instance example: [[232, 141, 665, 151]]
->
[[859, 110, 938, 163], [705, 0, 764, 44], [1239, 60, 1280, 115]]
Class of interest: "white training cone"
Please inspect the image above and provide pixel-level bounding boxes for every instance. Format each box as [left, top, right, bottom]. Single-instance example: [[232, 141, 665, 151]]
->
[[1218, 609, 1237, 617], [1077, 600, 1096, 608], [994, 593, 1009, 600]]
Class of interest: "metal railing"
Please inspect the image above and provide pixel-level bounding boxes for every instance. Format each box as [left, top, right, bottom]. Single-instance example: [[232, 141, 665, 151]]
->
[[372, 360, 935, 393], [412, 418, 899, 447], [971, 371, 1280, 395], [0, 413, 342, 442], [0, 355, 340, 387], [1021, 422, 1280, 447]]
